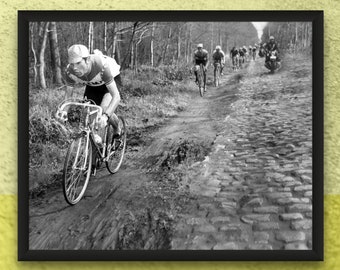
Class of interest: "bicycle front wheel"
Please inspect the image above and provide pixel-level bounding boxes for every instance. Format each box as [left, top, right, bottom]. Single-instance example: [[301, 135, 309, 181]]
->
[[63, 133, 92, 205], [106, 116, 127, 174]]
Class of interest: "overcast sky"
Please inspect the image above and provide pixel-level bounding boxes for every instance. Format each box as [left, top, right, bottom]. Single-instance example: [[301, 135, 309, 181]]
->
[[251, 22, 268, 40]]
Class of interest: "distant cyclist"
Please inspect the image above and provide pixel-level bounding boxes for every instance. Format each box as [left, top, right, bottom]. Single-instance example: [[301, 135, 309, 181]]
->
[[239, 47, 245, 66], [212, 45, 225, 75], [65, 44, 122, 138], [242, 46, 248, 62], [252, 44, 257, 60], [230, 46, 239, 70], [193, 43, 209, 92]]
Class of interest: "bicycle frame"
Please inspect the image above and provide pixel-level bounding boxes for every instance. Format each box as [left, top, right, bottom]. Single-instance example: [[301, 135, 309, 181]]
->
[[57, 99, 120, 164], [56, 100, 107, 161]]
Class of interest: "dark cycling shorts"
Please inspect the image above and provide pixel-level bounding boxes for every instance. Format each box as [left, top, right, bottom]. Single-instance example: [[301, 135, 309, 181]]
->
[[84, 74, 122, 105], [195, 60, 207, 66]]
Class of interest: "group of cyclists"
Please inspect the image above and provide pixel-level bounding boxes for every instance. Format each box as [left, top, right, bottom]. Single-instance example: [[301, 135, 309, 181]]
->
[[230, 44, 258, 70], [192, 36, 281, 91]]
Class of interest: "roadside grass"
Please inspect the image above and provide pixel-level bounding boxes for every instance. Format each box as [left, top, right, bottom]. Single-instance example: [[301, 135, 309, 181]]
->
[[29, 64, 197, 193]]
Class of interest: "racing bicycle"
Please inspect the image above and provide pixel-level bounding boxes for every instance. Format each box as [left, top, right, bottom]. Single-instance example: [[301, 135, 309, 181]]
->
[[56, 98, 127, 205], [196, 63, 206, 97]]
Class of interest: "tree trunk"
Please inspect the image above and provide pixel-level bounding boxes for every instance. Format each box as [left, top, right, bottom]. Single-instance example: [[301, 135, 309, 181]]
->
[[161, 26, 172, 65], [210, 23, 214, 53], [150, 22, 155, 66], [104, 22, 107, 53], [88, 22, 94, 53], [219, 26, 222, 48], [185, 23, 192, 64], [134, 28, 148, 72], [112, 23, 121, 64], [49, 22, 62, 85], [295, 22, 298, 51], [39, 22, 50, 89], [130, 41, 134, 69], [303, 23, 308, 48], [177, 26, 181, 63], [133, 42, 138, 73], [122, 22, 138, 69], [30, 22, 38, 87], [111, 22, 117, 58]]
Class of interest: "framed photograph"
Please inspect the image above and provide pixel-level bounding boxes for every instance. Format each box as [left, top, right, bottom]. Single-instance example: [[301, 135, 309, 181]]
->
[[18, 10, 323, 261]]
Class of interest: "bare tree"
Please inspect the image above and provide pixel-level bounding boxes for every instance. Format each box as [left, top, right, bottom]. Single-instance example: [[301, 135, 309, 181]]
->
[[150, 22, 155, 66], [30, 23, 38, 87], [49, 22, 62, 85], [39, 22, 50, 89], [177, 25, 181, 63], [104, 22, 107, 53], [88, 22, 94, 53]]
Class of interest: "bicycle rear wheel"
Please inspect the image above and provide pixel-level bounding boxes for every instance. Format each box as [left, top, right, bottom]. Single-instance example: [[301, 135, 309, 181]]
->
[[197, 65, 204, 97], [214, 64, 220, 87], [106, 116, 127, 174], [63, 133, 92, 205]]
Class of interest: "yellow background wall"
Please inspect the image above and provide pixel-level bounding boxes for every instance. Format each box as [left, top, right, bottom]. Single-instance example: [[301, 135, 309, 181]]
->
[[1, 0, 339, 269]]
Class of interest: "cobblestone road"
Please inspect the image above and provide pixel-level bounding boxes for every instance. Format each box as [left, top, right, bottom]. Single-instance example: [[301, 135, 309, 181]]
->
[[172, 56, 313, 250]]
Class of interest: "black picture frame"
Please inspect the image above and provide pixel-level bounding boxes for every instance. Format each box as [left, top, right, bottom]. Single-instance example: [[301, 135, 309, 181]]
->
[[18, 10, 324, 261]]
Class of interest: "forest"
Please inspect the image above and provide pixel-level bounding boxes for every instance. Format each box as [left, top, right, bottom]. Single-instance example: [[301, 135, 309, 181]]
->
[[29, 21, 312, 89]]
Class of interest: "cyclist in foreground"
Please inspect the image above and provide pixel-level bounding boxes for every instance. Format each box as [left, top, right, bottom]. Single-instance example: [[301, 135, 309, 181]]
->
[[65, 44, 122, 139], [212, 45, 225, 75], [193, 43, 209, 92]]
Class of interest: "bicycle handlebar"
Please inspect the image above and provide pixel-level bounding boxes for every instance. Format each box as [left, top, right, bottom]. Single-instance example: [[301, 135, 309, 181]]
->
[[55, 100, 103, 123]]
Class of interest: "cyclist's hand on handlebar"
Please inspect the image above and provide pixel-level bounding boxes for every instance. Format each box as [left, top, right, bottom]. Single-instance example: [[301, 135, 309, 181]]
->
[[99, 114, 109, 129], [203, 66, 207, 72]]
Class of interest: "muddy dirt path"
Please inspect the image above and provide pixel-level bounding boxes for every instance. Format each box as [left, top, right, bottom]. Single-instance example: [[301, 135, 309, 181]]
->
[[30, 55, 312, 251], [29, 66, 241, 250]]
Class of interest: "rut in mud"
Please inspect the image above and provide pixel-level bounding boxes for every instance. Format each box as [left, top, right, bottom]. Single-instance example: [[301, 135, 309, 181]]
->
[[29, 54, 313, 250]]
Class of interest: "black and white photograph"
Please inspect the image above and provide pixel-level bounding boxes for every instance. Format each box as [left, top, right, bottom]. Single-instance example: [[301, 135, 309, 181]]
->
[[19, 11, 323, 261]]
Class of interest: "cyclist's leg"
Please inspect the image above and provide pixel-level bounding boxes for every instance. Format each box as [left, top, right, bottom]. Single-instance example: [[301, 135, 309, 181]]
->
[[101, 93, 120, 135], [101, 75, 122, 133], [194, 68, 198, 83], [194, 62, 200, 83], [83, 85, 108, 170], [203, 65, 207, 90]]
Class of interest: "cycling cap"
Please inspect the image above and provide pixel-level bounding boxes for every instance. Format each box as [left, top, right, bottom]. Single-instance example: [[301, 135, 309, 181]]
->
[[197, 43, 203, 48], [216, 45, 221, 50], [269, 36, 275, 40], [68, 44, 90, 64]]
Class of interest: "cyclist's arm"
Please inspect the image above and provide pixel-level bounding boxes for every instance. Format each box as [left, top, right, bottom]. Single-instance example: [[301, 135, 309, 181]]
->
[[64, 67, 77, 98], [204, 56, 209, 69], [104, 80, 121, 117], [221, 52, 226, 64]]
